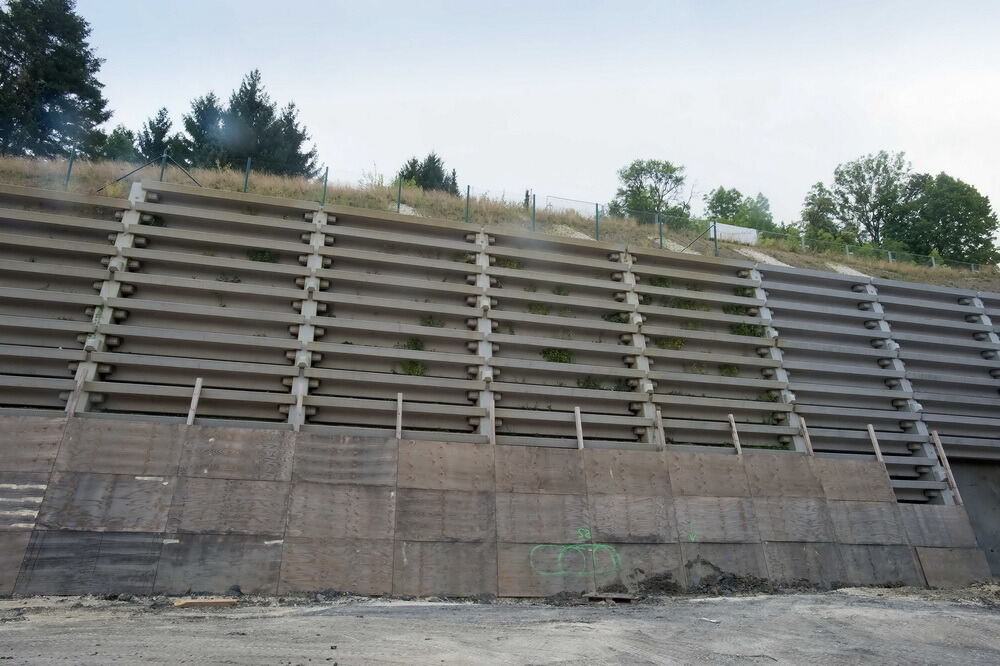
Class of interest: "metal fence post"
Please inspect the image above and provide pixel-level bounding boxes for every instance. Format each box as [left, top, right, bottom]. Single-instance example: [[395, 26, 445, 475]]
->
[[320, 166, 329, 205], [464, 185, 471, 223], [158, 150, 168, 181], [242, 157, 251, 192], [712, 220, 719, 256], [800, 235, 806, 251], [930, 255, 937, 268], [844, 244, 850, 256], [531, 194, 536, 231], [63, 152, 75, 191], [656, 212, 662, 249], [887, 250, 894, 263], [396, 176, 402, 213], [594, 203, 600, 240]]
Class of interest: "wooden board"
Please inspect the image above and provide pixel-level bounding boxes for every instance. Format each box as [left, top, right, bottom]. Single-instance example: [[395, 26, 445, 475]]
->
[[37, 472, 174, 533], [0, 531, 31, 595], [0, 415, 64, 473], [916, 547, 992, 588], [497, 542, 594, 597], [397, 440, 494, 492], [587, 494, 677, 543], [278, 536, 393, 595], [744, 451, 824, 498], [179, 425, 294, 481], [392, 540, 498, 597], [286, 481, 395, 540], [664, 451, 749, 497], [292, 432, 396, 486], [591, 543, 685, 594], [0, 471, 47, 531], [762, 542, 844, 587], [752, 498, 834, 542], [167, 477, 289, 537], [584, 450, 671, 496], [394, 489, 494, 542], [838, 544, 924, 586], [495, 446, 585, 495], [680, 542, 768, 587], [154, 533, 282, 595], [899, 504, 979, 548], [811, 458, 895, 502], [495, 492, 591, 543], [56, 418, 181, 476], [827, 501, 906, 545], [673, 496, 758, 543]]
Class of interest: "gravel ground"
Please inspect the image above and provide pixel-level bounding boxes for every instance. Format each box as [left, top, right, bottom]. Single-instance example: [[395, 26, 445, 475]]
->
[[0, 586, 998, 665]]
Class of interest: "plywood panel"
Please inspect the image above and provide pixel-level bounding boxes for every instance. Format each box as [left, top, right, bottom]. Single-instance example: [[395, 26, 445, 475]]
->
[[56, 418, 181, 475], [279, 536, 393, 595], [495, 446, 585, 495], [827, 501, 906, 545], [744, 452, 823, 498], [916, 547, 992, 588], [0, 415, 64, 473], [673, 497, 758, 543], [0, 471, 47, 531], [812, 458, 894, 502], [293, 433, 396, 486], [839, 545, 924, 586], [154, 533, 282, 595], [588, 494, 677, 543], [680, 542, 767, 588], [584, 450, 670, 496], [179, 425, 294, 481], [763, 542, 844, 587], [394, 489, 494, 542], [899, 504, 979, 548], [592, 543, 685, 594], [37, 472, 174, 533], [0, 531, 31, 595], [167, 477, 289, 536], [397, 440, 494, 491], [495, 493, 591, 543], [286, 482, 394, 540], [753, 497, 833, 542], [392, 540, 498, 597], [498, 542, 594, 597], [665, 451, 749, 497]]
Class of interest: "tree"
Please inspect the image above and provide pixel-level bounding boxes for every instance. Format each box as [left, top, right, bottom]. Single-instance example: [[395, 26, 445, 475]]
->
[[608, 159, 688, 221], [0, 0, 110, 157], [136, 108, 184, 162], [732, 193, 776, 231], [891, 173, 999, 265], [96, 124, 139, 162], [830, 151, 914, 246], [800, 182, 841, 239], [704, 187, 743, 221], [398, 152, 459, 195], [181, 92, 225, 168]]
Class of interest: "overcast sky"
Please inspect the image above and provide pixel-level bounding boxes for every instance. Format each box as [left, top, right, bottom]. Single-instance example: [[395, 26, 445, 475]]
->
[[76, 0, 1000, 222]]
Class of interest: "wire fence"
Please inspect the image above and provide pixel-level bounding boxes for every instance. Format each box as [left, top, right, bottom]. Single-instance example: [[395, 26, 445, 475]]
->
[[55, 154, 994, 275]]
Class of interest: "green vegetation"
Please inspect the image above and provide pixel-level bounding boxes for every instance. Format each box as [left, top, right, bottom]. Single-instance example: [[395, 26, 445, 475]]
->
[[654, 336, 685, 350], [396, 337, 425, 351], [541, 348, 573, 363], [397, 360, 427, 376], [733, 286, 755, 298], [495, 257, 523, 269], [638, 293, 653, 305], [722, 304, 751, 316], [419, 314, 444, 328], [718, 364, 740, 377], [138, 215, 164, 226], [551, 284, 569, 296], [664, 298, 710, 311], [648, 275, 673, 288], [247, 248, 279, 263], [576, 376, 604, 390], [729, 323, 766, 337], [611, 378, 632, 392], [602, 312, 629, 324], [527, 303, 550, 316], [684, 282, 703, 291], [397, 152, 459, 196], [681, 321, 700, 330]]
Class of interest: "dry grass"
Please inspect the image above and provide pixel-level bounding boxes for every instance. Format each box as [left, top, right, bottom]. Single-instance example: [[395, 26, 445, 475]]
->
[[1, 155, 996, 292]]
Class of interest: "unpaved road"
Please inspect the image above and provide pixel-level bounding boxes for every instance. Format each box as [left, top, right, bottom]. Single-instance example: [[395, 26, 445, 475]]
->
[[0, 588, 998, 664]]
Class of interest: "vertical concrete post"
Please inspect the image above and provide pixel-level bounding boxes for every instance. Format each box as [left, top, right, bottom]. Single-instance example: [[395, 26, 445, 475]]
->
[[286, 209, 328, 431], [747, 266, 806, 451], [65, 181, 146, 415], [614, 250, 658, 445], [469, 229, 496, 441]]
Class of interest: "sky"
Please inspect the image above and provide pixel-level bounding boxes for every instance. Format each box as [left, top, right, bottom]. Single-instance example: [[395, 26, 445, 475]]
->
[[76, 0, 1000, 222]]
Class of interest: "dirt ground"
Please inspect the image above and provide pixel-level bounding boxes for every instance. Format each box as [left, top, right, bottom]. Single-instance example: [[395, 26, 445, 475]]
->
[[0, 586, 998, 665]]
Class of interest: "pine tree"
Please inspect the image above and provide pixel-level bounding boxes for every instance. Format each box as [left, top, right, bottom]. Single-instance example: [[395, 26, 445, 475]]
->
[[181, 92, 225, 168], [0, 0, 110, 156], [96, 125, 139, 162], [136, 108, 184, 162], [397, 152, 460, 195]]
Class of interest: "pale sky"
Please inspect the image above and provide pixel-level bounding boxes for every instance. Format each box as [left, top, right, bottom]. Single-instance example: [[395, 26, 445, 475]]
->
[[76, 0, 1000, 222]]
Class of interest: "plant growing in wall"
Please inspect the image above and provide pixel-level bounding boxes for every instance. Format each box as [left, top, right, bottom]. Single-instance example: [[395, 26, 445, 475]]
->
[[523, 283, 538, 292], [681, 321, 700, 330], [729, 323, 765, 337], [551, 284, 569, 296], [397, 360, 427, 376], [718, 364, 740, 377], [733, 286, 755, 298], [649, 276, 672, 288], [420, 314, 444, 328], [576, 376, 604, 390], [541, 348, 573, 363], [527, 303, 550, 315], [495, 257, 523, 269], [138, 214, 164, 226], [247, 248, 279, 263], [397, 337, 425, 351], [611, 378, 632, 392], [602, 312, 628, 324], [654, 336, 684, 350], [723, 304, 750, 316]]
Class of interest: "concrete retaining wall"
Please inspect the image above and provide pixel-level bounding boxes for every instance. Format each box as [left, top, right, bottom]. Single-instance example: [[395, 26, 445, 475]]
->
[[0, 414, 990, 596]]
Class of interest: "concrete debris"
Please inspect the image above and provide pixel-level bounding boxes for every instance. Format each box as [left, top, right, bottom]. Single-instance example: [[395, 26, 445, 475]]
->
[[826, 262, 871, 277], [734, 247, 791, 266]]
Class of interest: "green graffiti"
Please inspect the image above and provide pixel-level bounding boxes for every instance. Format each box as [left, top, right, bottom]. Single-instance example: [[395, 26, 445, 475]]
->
[[686, 525, 698, 542], [576, 527, 591, 540], [528, 543, 621, 576]]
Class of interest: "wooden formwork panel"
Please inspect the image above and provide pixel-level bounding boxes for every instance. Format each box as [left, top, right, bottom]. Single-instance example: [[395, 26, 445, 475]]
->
[[827, 501, 907, 545], [753, 498, 834, 542], [838, 545, 924, 586], [680, 542, 768, 587], [673, 497, 758, 543], [392, 540, 498, 597], [494, 446, 586, 495], [278, 536, 393, 595], [286, 482, 395, 540], [583, 449, 671, 496], [0, 415, 64, 473], [587, 494, 677, 543], [495, 493, 591, 544], [899, 504, 979, 548], [394, 489, 494, 542], [916, 547, 992, 588], [397, 440, 494, 492], [56, 418, 182, 476], [811, 458, 895, 502], [15, 530, 162, 595], [0, 471, 47, 530], [592, 543, 686, 594], [497, 542, 595, 597], [743, 452, 824, 498], [179, 425, 294, 481], [0, 531, 30, 595], [762, 542, 844, 587], [37, 472, 174, 533], [154, 533, 282, 595], [167, 477, 289, 537], [292, 433, 396, 486], [664, 450, 749, 497]]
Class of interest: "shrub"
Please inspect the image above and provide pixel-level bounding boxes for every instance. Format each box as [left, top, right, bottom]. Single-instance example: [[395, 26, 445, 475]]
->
[[655, 336, 684, 350], [729, 323, 765, 337], [602, 312, 629, 324], [611, 378, 632, 392], [527, 303, 550, 316], [722, 304, 750, 316], [649, 275, 672, 288], [247, 248, 279, 263], [541, 348, 573, 363], [551, 284, 569, 296], [733, 286, 755, 298], [397, 360, 427, 376], [718, 364, 740, 377], [576, 376, 604, 390], [397, 337, 425, 351], [666, 298, 710, 311], [638, 293, 653, 305], [495, 257, 523, 269], [420, 314, 444, 328]]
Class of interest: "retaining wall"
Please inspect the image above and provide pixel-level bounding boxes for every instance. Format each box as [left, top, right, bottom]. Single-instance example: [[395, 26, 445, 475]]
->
[[0, 414, 990, 596]]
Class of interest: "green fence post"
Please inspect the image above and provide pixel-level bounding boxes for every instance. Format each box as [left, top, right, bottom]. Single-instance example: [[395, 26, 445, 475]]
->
[[242, 157, 251, 192], [800, 235, 806, 251], [594, 203, 600, 240], [844, 244, 850, 256], [396, 177, 403, 213], [712, 220, 719, 257], [531, 194, 536, 231], [656, 212, 662, 249], [320, 166, 329, 205], [158, 150, 168, 181], [63, 152, 75, 191], [464, 185, 471, 223], [930, 255, 937, 268]]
